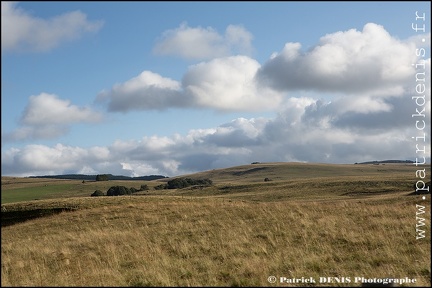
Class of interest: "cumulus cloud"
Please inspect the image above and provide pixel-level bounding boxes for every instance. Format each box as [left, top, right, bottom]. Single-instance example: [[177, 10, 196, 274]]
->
[[1, 1, 103, 52], [97, 56, 284, 112], [183, 56, 282, 111], [96, 71, 186, 112], [3, 93, 103, 141], [153, 22, 253, 60], [257, 23, 418, 94], [21, 93, 102, 125]]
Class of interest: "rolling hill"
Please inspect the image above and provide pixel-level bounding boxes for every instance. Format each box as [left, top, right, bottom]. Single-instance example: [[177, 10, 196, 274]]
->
[[1, 162, 430, 286]]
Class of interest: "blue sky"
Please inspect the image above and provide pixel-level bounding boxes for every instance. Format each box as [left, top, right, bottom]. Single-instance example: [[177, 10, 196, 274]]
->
[[1, 1, 431, 177]]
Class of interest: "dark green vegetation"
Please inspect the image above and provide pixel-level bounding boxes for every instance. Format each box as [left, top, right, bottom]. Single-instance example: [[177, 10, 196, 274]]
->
[[155, 177, 213, 190], [106, 185, 136, 196]]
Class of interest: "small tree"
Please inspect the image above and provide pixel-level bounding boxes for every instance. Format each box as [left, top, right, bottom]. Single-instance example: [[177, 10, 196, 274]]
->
[[140, 184, 149, 191]]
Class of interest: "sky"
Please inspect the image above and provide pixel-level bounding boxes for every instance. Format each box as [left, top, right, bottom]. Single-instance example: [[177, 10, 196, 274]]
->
[[1, 1, 431, 177]]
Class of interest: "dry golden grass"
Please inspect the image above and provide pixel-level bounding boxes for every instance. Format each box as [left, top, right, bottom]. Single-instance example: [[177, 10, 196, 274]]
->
[[1, 195, 430, 287], [1, 162, 430, 286]]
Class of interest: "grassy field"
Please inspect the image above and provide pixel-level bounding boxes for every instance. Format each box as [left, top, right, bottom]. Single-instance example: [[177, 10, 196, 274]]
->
[[1, 177, 164, 204], [1, 162, 423, 204], [1, 162, 431, 286]]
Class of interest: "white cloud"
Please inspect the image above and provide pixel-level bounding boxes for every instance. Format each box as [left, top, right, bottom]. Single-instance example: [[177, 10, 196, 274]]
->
[[2, 144, 89, 175], [96, 71, 185, 112], [1, 1, 103, 52], [3, 93, 103, 141], [21, 93, 102, 125], [225, 24, 254, 55], [153, 22, 253, 60], [97, 56, 283, 112], [183, 56, 282, 111], [257, 23, 417, 94]]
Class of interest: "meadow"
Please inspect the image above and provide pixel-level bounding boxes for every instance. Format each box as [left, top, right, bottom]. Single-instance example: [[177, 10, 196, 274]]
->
[[1, 162, 430, 286]]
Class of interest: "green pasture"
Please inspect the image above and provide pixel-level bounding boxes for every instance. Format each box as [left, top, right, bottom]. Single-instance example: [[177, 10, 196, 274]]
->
[[1, 184, 80, 204]]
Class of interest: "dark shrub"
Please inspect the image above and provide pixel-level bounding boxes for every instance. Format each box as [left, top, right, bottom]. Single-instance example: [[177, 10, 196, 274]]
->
[[167, 178, 189, 189], [154, 184, 168, 190], [106, 186, 131, 196], [91, 190, 104, 197], [130, 187, 138, 194], [140, 184, 149, 191]]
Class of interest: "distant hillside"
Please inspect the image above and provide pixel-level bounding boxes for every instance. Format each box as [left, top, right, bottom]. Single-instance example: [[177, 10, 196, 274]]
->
[[3, 161, 428, 204], [28, 174, 168, 181], [354, 160, 414, 164], [164, 161, 419, 185]]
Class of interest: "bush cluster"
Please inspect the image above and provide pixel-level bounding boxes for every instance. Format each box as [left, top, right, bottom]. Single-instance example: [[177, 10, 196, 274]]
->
[[90, 178, 212, 196], [106, 186, 132, 196], [167, 178, 212, 189], [90, 184, 149, 197], [154, 177, 213, 190]]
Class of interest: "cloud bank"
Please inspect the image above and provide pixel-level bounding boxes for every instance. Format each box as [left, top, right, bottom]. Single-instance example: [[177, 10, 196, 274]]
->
[[3, 93, 429, 177], [2, 22, 430, 176]]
